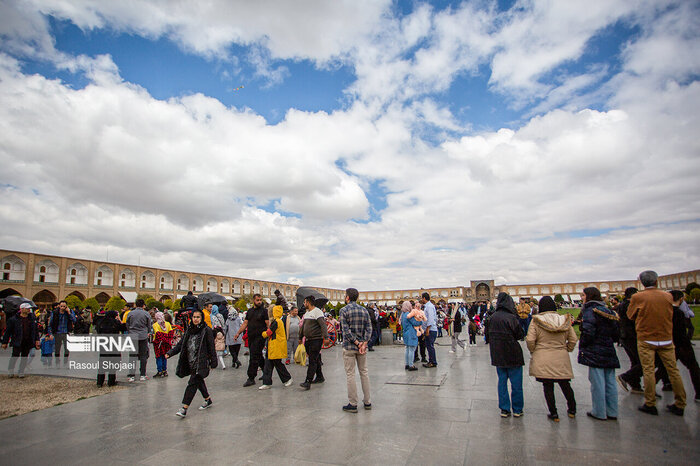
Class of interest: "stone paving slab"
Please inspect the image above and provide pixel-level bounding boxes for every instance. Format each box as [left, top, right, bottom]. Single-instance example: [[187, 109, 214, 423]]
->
[[0, 336, 697, 465], [385, 372, 448, 386]]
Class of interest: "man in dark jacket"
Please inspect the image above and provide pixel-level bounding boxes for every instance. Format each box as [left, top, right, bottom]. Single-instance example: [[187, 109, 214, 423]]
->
[[233, 294, 269, 387], [274, 289, 289, 312], [181, 291, 199, 312], [655, 290, 700, 403], [1, 303, 40, 377], [95, 310, 125, 387], [48, 300, 76, 367], [299, 295, 329, 390], [485, 292, 525, 418], [616, 287, 643, 393]]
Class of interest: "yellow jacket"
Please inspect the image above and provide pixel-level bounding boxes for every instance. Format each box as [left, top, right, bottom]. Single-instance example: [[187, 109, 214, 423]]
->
[[203, 309, 212, 328], [153, 321, 172, 334], [262, 305, 287, 360]]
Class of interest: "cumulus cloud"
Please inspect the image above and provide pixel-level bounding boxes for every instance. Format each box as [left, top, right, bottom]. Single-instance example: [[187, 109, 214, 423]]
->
[[0, 1, 698, 291]]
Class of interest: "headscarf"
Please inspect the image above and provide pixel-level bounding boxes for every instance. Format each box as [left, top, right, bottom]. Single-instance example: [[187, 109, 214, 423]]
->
[[401, 301, 412, 313], [211, 305, 219, 318], [227, 305, 238, 320], [538, 296, 557, 313], [155, 311, 166, 330]]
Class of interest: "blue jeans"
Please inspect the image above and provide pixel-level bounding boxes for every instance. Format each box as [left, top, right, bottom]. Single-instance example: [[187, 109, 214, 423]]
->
[[156, 355, 167, 373], [426, 331, 438, 364], [588, 367, 618, 419], [405, 345, 416, 366], [496, 367, 524, 413], [519, 317, 531, 335]]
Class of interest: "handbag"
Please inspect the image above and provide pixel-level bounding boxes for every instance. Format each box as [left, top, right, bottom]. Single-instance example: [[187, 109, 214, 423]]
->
[[294, 343, 307, 366]]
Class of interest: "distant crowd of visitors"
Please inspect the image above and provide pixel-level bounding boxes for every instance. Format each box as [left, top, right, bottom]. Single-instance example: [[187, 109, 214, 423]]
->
[[1, 270, 697, 422]]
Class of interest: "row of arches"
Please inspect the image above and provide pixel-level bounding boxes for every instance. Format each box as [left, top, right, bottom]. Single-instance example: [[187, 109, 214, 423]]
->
[[0, 288, 183, 307], [0, 288, 112, 306], [1, 255, 299, 297]]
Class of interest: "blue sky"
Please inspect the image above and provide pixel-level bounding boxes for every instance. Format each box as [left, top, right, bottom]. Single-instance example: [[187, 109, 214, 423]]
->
[[0, 0, 698, 289], [23, 2, 634, 132]]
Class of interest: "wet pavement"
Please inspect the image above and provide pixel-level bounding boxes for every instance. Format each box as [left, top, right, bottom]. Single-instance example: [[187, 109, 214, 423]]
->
[[0, 335, 697, 465]]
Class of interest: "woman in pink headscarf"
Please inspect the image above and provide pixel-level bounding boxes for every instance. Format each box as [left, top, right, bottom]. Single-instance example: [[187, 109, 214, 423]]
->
[[153, 311, 174, 377]]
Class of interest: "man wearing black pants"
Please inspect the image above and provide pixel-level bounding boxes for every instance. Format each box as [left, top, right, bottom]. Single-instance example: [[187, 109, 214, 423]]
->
[[126, 299, 153, 382], [1, 303, 40, 378], [414, 334, 427, 363], [655, 291, 700, 402], [616, 288, 644, 393], [299, 296, 329, 390], [234, 294, 269, 387]]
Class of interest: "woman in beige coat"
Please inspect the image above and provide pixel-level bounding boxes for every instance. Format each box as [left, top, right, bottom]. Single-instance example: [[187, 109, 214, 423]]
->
[[526, 296, 578, 421]]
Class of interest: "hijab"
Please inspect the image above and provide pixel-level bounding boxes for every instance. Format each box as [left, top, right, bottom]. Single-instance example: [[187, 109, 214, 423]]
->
[[155, 311, 166, 330], [401, 301, 412, 313]]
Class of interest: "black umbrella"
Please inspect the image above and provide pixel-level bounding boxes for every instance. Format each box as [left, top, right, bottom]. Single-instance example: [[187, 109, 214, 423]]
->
[[296, 286, 329, 310], [196, 292, 228, 309], [1, 296, 38, 319]]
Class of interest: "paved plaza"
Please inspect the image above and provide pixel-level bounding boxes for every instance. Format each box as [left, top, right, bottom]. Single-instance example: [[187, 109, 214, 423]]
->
[[1, 336, 698, 465]]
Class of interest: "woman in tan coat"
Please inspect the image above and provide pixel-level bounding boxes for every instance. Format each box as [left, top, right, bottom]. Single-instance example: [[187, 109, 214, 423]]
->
[[526, 296, 578, 421]]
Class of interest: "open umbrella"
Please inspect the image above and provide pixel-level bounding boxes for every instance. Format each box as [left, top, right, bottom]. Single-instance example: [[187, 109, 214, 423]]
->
[[1, 296, 38, 319], [196, 292, 228, 310], [196, 292, 230, 320], [296, 287, 329, 310]]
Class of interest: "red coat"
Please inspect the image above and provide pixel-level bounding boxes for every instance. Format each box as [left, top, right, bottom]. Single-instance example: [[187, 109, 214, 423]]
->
[[153, 330, 174, 358]]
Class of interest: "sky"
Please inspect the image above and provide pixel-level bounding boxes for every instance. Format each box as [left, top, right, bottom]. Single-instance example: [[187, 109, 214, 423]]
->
[[0, 0, 698, 291]]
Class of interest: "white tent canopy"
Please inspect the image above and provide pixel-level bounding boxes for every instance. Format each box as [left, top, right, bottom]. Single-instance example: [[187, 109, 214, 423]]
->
[[569, 294, 581, 301], [119, 291, 138, 303]]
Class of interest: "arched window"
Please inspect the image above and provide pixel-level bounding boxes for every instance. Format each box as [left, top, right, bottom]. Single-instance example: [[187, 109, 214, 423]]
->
[[1, 255, 25, 281], [34, 260, 59, 283], [119, 269, 136, 288]]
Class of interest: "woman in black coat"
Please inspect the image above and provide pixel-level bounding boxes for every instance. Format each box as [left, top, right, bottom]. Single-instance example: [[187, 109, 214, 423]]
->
[[485, 292, 525, 417], [166, 309, 217, 418], [95, 310, 125, 387], [578, 287, 620, 421]]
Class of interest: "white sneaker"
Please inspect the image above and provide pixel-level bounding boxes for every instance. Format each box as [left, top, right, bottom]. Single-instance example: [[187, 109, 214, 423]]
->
[[258, 384, 271, 390], [448, 350, 455, 353], [128, 376, 135, 382], [140, 376, 148, 381], [284, 378, 294, 387]]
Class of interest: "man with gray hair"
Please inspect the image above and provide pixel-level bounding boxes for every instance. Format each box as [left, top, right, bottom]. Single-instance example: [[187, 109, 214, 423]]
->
[[628, 270, 686, 416]]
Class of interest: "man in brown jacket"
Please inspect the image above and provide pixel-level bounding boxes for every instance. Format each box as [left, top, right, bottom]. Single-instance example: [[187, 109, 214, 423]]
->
[[627, 270, 686, 416]]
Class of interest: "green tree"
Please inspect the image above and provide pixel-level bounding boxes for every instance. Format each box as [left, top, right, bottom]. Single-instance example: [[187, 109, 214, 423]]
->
[[137, 293, 153, 303], [83, 297, 100, 313], [233, 298, 249, 311], [106, 296, 126, 312], [145, 297, 164, 311], [172, 298, 182, 310], [689, 288, 700, 304], [554, 294, 564, 306], [163, 299, 173, 310], [65, 295, 83, 310], [685, 282, 699, 295]]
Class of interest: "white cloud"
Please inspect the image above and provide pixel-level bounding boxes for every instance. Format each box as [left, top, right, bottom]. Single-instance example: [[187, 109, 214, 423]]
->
[[0, 1, 698, 291]]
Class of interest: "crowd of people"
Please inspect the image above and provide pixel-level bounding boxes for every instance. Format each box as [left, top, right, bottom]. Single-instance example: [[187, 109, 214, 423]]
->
[[0, 271, 697, 422]]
